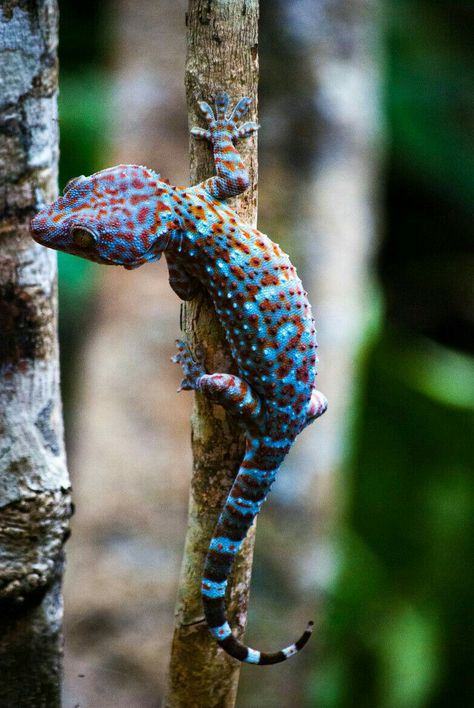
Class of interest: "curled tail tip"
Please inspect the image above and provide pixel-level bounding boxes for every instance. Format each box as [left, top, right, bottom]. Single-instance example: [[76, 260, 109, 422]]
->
[[299, 620, 315, 646], [258, 620, 314, 665], [214, 620, 314, 666], [291, 619, 314, 652]]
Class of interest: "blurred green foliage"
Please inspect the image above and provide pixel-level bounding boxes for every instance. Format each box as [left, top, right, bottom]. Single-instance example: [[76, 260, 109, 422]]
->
[[57, 4, 108, 418], [58, 71, 109, 312], [313, 1, 474, 706], [383, 0, 474, 354], [316, 331, 473, 707], [389, 1, 474, 207]]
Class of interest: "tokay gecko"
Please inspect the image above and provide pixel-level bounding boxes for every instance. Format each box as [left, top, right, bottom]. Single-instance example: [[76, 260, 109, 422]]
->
[[30, 93, 327, 665]]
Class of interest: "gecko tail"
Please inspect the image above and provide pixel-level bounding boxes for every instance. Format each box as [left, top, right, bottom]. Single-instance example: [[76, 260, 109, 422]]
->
[[202, 440, 314, 665], [213, 619, 314, 665]]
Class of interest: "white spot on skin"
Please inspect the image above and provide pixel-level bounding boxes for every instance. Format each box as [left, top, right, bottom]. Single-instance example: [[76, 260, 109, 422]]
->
[[283, 644, 298, 658]]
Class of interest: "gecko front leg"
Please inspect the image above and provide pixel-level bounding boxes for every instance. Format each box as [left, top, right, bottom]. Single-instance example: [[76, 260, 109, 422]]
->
[[191, 93, 259, 201], [165, 253, 201, 301]]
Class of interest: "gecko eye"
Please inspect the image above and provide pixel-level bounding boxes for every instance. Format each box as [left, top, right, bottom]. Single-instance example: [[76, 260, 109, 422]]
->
[[71, 227, 97, 248], [63, 175, 86, 194]]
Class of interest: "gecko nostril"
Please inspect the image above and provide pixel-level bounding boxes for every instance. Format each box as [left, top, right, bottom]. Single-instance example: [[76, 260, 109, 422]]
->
[[30, 214, 47, 237]]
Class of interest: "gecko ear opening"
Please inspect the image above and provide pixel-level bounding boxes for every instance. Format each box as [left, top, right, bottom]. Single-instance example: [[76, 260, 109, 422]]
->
[[123, 242, 163, 270]]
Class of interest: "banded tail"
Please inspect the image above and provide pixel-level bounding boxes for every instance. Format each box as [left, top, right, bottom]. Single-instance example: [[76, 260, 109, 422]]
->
[[201, 439, 314, 665]]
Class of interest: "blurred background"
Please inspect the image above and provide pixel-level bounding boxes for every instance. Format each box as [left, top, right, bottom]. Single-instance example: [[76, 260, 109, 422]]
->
[[57, 1, 473, 706]]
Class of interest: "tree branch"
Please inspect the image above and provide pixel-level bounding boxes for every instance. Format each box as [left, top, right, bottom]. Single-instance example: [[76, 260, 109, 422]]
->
[[163, 1, 259, 705]]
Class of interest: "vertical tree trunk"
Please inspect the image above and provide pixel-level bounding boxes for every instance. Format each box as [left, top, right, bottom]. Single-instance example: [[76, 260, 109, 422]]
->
[[283, 0, 383, 594], [289, 0, 383, 494], [164, 2, 259, 706], [0, 2, 71, 706]]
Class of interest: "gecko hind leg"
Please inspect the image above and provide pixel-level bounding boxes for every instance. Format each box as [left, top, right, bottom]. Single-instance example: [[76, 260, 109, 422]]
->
[[306, 388, 328, 426], [200, 373, 262, 421], [172, 340, 262, 422]]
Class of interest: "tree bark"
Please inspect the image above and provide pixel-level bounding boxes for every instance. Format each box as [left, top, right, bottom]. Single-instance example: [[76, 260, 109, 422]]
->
[[0, 2, 71, 706], [163, 2, 259, 706]]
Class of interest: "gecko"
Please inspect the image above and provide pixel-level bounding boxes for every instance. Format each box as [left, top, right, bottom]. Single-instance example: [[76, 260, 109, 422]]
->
[[30, 93, 327, 665]]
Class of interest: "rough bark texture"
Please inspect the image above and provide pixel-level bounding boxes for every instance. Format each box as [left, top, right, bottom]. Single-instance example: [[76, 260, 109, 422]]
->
[[163, 2, 259, 706], [0, 2, 71, 706]]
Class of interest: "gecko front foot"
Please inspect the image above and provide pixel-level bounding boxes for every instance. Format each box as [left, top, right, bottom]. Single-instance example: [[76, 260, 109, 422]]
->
[[191, 92, 259, 144], [172, 339, 206, 391]]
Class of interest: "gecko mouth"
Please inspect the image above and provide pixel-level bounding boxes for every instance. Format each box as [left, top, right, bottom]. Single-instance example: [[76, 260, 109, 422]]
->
[[67, 247, 116, 265]]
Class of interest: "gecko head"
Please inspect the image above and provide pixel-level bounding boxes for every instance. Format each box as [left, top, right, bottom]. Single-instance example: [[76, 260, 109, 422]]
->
[[30, 165, 177, 269]]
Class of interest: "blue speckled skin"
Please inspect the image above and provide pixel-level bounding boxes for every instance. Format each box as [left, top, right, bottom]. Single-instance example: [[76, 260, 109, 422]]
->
[[30, 93, 327, 665]]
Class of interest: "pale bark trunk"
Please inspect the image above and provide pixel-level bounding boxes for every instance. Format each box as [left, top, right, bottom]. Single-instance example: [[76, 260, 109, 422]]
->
[[283, 0, 383, 579], [0, 2, 71, 706], [284, 0, 383, 494], [163, 2, 259, 706]]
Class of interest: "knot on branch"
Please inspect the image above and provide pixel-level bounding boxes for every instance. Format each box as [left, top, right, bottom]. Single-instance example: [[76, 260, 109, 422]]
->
[[0, 489, 72, 615]]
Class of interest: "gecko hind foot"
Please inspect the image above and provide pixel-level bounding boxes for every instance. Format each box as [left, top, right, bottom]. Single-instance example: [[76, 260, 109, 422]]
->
[[172, 339, 206, 391]]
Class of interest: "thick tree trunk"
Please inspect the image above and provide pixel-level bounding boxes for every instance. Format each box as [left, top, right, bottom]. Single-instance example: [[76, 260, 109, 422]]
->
[[163, 2, 259, 706], [0, 2, 71, 706]]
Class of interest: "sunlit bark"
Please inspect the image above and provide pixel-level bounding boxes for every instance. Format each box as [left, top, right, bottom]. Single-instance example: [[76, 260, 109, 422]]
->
[[0, 2, 71, 704]]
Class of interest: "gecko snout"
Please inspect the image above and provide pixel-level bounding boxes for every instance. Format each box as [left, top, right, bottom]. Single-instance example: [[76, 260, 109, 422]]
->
[[30, 212, 49, 241]]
